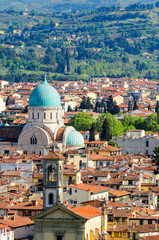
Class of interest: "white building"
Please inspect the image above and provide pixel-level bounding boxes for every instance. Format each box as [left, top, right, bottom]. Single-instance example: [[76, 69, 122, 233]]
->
[[0, 77, 84, 155]]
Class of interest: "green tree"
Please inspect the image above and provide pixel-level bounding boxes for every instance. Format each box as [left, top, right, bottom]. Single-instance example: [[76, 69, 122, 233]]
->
[[158, 112, 159, 125], [148, 104, 151, 111], [79, 97, 93, 110], [89, 123, 95, 141], [153, 146, 159, 167], [68, 112, 95, 131], [67, 105, 73, 112], [145, 114, 158, 132], [44, 46, 56, 65], [66, 49, 70, 72], [100, 117, 112, 141], [96, 113, 123, 137], [56, 53, 65, 73], [107, 95, 120, 114], [155, 101, 159, 113], [128, 101, 132, 112], [122, 114, 136, 131]]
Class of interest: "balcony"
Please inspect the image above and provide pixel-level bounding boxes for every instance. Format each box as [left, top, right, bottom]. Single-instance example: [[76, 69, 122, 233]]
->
[[43, 181, 57, 187]]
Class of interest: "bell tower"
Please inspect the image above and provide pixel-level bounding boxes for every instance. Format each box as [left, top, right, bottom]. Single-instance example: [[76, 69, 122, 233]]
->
[[43, 150, 63, 210]]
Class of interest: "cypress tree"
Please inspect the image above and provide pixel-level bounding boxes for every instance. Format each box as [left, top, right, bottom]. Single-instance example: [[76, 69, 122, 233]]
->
[[148, 104, 151, 111], [133, 100, 138, 110], [67, 105, 73, 112], [75, 106, 78, 112], [128, 101, 132, 112], [89, 123, 95, 142], [155, 101, 159, 113], [100, 118, 112, 141], [66, 49, 70, 72]]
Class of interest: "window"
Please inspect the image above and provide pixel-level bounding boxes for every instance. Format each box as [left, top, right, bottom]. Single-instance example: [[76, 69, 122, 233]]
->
[[50, 112, 52, 119], [23, 150, 27, 154], [146, 141, 149, 147], [79, 160, 82, 169], [148, 220, 152, 224], [4, 150, 9, 154], [108, 215, 113, 222], [48, 193, 54, 204], [99, 161, 103, 167], [140, 219, 143, 225], [128, 180, 132, 185], [32, 112, 34, 119], [69, 188, 72, 195], [30, 134, 37, 145], [75, 190, 77, 193], [122, 218, 125, 222], [57, 236, 63, 240], [37, 112, 39, 119], [114, 232, 119, 237], [44, 112, 46, 119], [116, 218, 119, 222], [56, 112, 58, 119], [146, 150, 149, 155]]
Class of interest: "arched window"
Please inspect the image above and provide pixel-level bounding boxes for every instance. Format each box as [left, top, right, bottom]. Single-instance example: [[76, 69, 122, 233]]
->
[[44, 112, 46, 119], [30, 134, 37, 145], [47, 165, 57, 183], [48, 193, 54, 204], [50, 112, 52, 119]]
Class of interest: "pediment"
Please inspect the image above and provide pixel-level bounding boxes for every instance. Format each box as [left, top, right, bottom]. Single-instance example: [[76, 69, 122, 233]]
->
[[43, 209, 77, 219], [32, 204, 86, 221]]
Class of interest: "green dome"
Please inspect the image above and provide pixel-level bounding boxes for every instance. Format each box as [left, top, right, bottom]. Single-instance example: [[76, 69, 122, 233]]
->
[[66, 130, 84, 146], [29, 77, 61, 107]]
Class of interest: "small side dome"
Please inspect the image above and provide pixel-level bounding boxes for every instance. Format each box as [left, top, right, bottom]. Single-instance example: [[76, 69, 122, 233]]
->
[[29, 77, 61, 107], [66, 130, 84, 146]]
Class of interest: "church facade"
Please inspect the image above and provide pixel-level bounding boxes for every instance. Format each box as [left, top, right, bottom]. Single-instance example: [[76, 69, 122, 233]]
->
[[0, 78, 84, 155]]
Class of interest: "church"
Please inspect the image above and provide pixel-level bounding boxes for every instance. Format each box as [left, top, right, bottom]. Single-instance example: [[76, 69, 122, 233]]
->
[[32, 151, 107, 240], [0, 77, 84, 155]]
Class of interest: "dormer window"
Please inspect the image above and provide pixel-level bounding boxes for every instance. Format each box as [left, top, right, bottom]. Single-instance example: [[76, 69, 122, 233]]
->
[[30, 134, 37, 145]]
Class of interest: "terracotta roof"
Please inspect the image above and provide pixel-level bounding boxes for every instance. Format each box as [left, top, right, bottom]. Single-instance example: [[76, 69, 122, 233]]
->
[[43, 151, 64, 160], [9, 201, 43, 211], [89, 155, 115, 161], [71, 205, 102, 219], [69, 183, 109, 193], [105, 145, 122, 151], [134, 224, 159, 233], [109, 189, 130, 197], [145, 236, 159, 240], [1, 171, 20, 176], [0, 215, 34, 228]]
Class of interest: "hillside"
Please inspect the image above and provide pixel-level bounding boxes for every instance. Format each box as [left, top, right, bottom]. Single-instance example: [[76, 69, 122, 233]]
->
[[0, 0, 157, 11], [0, 3, 158, 82]]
